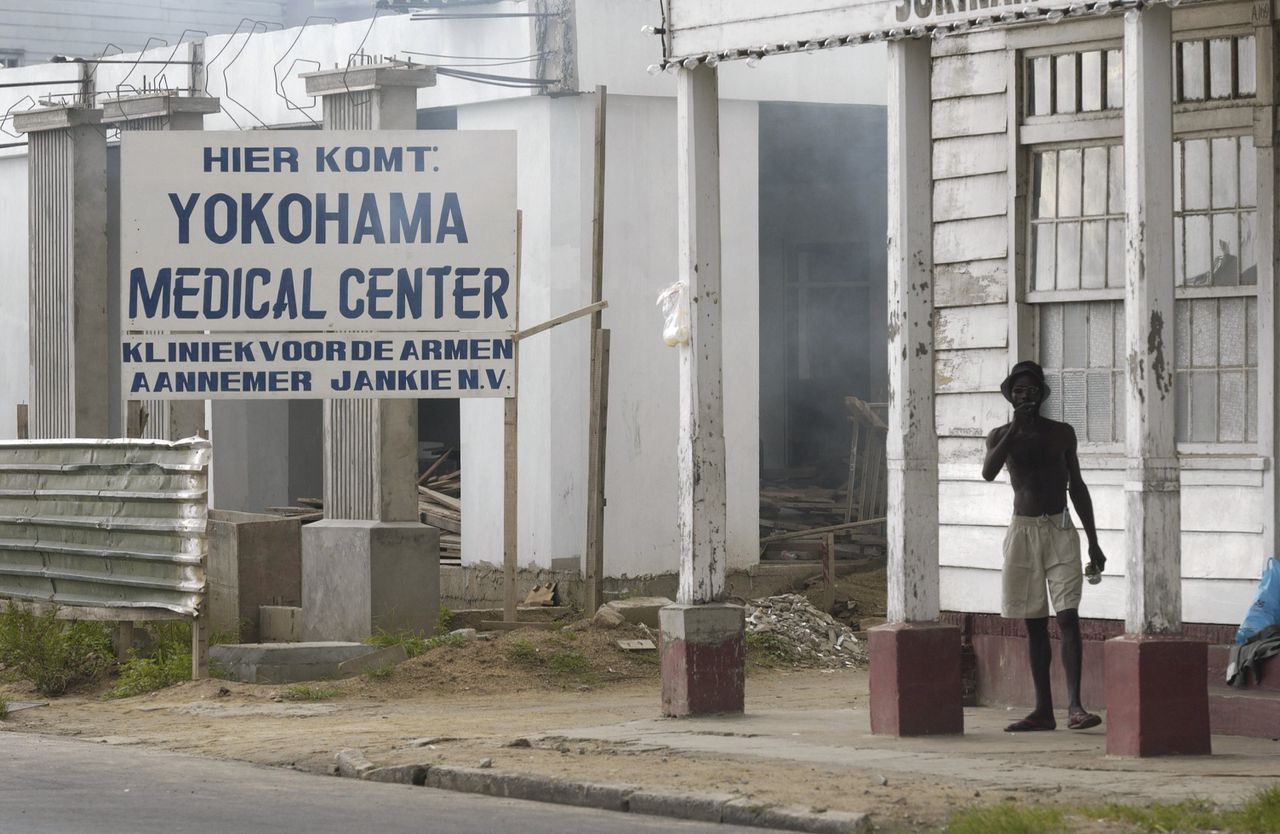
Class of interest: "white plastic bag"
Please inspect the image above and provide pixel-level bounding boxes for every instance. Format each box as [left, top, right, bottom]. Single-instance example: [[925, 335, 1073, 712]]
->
[[656, 281, 690, 347]]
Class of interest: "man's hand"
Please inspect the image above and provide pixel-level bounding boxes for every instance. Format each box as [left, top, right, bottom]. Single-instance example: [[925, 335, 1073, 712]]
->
[[1087, 542, 1106, 573], [1010, 402, 1037, 434]]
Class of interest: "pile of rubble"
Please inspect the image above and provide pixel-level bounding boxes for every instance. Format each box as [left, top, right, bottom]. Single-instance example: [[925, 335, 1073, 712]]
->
[[745, 593, 867, 669]]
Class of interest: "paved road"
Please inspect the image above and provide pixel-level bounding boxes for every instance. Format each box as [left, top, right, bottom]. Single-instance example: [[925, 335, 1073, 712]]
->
[[0, 732, 784, 834]]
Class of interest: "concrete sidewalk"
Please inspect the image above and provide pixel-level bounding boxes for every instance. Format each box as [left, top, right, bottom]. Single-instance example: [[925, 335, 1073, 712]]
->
[[541, 703, 1280, 806]]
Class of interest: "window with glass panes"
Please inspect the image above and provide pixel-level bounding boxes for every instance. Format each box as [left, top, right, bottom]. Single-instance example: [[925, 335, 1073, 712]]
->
[[1023, 30, 1259, 446]]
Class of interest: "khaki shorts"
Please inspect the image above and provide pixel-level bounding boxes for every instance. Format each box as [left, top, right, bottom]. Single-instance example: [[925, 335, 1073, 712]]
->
[[1001, 514, 1083, 619]]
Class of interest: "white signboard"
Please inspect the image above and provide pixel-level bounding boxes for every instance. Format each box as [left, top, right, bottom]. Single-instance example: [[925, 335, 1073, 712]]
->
[[120, 131, 516, 399]]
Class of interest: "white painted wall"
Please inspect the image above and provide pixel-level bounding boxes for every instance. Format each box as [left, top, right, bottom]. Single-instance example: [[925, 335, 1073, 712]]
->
[[0, 154, 27, 439]]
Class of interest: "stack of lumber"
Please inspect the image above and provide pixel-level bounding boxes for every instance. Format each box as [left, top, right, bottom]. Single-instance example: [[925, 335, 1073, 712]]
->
[[759, 483, 844, 539], [265, 497, 323, 523], [418, 467, 461, 564]]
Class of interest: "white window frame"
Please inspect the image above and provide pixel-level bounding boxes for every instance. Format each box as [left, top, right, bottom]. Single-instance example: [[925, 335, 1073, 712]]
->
[[1008, 15, 1270, 459]]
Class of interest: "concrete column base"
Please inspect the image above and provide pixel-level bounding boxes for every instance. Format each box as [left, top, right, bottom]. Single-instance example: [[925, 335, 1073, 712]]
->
[[301, 519, 440, 642], [1105, 634, 1210, 757], [659, 603, 745, 717], [869, 622, 964, 736]]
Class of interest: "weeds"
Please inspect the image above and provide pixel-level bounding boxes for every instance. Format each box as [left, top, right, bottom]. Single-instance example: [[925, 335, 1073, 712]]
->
[[364, 663, 395, 681], [0, 695, 8, 720], [107, 622, 195, 699], [1085, 785, 1280, 833], [0, 603, 113, 695], [946, 803, 1065, 834], [745, 630, 797, 668], [434, 605, 455, 636], [503, 639, 597, 685], [282, 684, 339, 701], [366, 628, 465, 659]]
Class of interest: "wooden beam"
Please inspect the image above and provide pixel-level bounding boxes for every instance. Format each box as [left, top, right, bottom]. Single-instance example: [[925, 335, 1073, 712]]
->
[[1123, 5, 1181, 635], [761, 517, 886, 545], [585, 328, 611, 614], [885, 37, 939, 624], [675, 65, 727, 606], [504, 211, 523, 623], [514, 301, 608, 342]]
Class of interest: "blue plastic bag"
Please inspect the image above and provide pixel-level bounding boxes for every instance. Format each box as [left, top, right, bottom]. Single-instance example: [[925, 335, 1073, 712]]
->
[[1236, 557, 1280, 644]]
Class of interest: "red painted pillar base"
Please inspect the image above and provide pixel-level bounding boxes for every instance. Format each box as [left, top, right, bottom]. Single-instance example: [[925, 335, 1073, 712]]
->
[[659, 603, 745, 717], [869, 622, 964, 736], [1105, 634, 1211, 757]]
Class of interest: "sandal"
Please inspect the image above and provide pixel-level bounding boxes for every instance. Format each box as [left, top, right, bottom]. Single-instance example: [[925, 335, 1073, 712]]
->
[[1068, 711, 1102, 730], [1005, 716, 1056, 732]]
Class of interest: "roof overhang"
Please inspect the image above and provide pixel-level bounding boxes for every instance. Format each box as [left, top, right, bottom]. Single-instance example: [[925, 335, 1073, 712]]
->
[[657, 0, 1181, 69]]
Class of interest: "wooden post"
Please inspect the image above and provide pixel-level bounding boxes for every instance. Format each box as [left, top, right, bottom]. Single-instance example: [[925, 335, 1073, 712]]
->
[[822, 532, 836, 614], [114, 621, 134, 663], [503, 212, 523, 623], [675, 65, 727, 606], [191, 614, 208, 680], [585, 85, 609, 616], [1122, 4, 1180, 635], [885, 37, 939, 624]]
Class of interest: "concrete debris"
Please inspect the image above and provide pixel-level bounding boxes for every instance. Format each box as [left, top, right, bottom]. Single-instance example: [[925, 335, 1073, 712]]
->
[[448, 627, 478, 641], [745, 594, 868, 669], [478, 757, 494, 769], [592, 605, 626, 629]]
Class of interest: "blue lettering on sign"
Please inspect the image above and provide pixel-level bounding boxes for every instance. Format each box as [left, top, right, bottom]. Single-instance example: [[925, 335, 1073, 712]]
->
[[165, 192, 467, 245]]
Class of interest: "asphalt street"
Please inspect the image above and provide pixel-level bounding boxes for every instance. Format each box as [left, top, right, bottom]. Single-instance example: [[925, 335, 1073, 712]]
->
[[0, 731, 785, 834]]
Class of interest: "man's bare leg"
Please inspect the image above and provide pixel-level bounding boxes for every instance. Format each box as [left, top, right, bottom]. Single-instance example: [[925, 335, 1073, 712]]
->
[[1057, 609, 1101, 728], [1006, 617, 1057, 730]]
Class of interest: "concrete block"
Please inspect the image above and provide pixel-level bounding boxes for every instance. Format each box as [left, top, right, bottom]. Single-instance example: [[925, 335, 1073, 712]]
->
[[302, 519, 439, 642], [1105, 635, 1210, 757], [627, 790, 734, 823], [659, 604, 746, 717], [868, 622, 964, 737], [722, 800, 871, 833], [335, 748, 375, 778], [259, 605, 303, 643], [208, 510, 302, 642], [335, 644, 407, 677], [604, 597, 673, 629], [210, 641, 385, 684]]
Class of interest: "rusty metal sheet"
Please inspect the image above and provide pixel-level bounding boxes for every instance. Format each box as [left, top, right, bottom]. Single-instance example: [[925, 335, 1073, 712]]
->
[[0, 438, 209, 616]]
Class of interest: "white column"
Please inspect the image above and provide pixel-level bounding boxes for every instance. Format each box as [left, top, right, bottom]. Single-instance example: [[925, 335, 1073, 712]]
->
[[14, 106, 108, 440], [885, 38, 939, 624], [1123, 5, 1181, 635], [675, 65, 727, 606]]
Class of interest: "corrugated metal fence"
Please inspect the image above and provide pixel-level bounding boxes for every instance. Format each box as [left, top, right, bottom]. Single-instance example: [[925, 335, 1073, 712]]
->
[[0, 438, 209, 616]]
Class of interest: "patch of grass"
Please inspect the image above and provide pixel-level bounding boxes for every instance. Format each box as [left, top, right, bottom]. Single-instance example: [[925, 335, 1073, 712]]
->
[[434, 605, 455, 636], [0, 603, 113, 696], [546, 649, 591, 676], [107, 621, 195, 699], [367, 628, 465, 659], [745, 630, 797, 668], [0, 695, 8, 720], [282, 684, 339, 701], [1086, 785, 1280, 833], [946, 803, 1066, 834], [504, 639, 539, 664], [364, 663, 395, 681]]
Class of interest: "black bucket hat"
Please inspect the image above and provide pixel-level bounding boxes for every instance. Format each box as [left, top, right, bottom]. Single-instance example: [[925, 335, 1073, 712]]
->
[[1000, 360, 1050, 404]]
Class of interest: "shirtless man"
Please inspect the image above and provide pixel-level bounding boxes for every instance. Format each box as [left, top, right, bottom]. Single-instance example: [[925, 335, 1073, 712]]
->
[[982, 360, 1105, 732]]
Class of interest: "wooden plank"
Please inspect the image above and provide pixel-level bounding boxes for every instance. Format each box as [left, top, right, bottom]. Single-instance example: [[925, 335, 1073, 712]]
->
[[416, 447, 453, 486], [584, 329, 611, 615], [114, 621, 134, 663], [932, 95, 1007, 140], [191, 610, 208, 681], [761, 517, 886, 544], [933, 173, 1006, 222], [935, 347, 1008, 394], [934, 216, 1007, 265], [515, 300, 608, 342], [932, 29, 1006, 57], [936, 392, 1008, 438], [933, 134, 1006, 181], [422, 488, 461, 512], [935, 260, 1008, 308], [504, 211, 522, 623], [934, 305, 1008, 351], [421, 509, 461, 534], [931, 52, 1007, 100]]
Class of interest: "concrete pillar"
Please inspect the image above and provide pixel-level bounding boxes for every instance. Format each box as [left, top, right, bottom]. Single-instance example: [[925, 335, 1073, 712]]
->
[[14, 105, 108, 439], [298, 64, 441, 641], [1106, 5, 1210, 757], [868, 37, 963, 737], [103, 93, 220, 441], [660, 64, 745, 718]]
